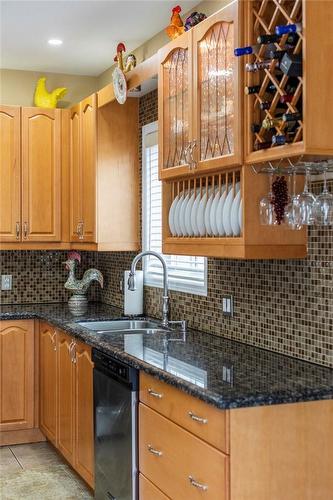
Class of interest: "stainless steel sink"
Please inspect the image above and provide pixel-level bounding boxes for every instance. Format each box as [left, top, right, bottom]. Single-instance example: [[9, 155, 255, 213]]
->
[[77, 319, 165, 335]]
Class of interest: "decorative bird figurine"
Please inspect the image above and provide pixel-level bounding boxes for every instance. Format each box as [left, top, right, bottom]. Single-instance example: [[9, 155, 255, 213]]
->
[[34, 77, 67, 108], [114, 43, 137, 73], [165, 5, 185, 40], [63, 251, 104, 295]]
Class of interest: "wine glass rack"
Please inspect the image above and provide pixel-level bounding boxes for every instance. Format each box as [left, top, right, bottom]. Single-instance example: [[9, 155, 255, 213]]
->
[[251, 159, 333, 176], [245, 0, 303, 155]]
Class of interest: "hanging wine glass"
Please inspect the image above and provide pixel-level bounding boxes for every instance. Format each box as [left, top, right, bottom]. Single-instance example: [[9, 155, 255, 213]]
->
[[285, 168, 302, 230], [297, 164, 316, 225], [259, 172, 276, 225], [313, 162, 333, 225]]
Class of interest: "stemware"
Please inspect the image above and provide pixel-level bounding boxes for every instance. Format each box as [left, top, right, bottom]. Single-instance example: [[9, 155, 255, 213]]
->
[[259, 172, 276, 225], [298, 165, 316, 225], [285, 169, 302, 230], [313, 163, 333, 225]]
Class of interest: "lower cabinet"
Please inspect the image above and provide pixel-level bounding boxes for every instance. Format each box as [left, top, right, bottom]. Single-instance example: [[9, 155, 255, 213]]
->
[[139, 473, 170, 500], [0, 320, 36, 442], [39, 324, 94, 489]]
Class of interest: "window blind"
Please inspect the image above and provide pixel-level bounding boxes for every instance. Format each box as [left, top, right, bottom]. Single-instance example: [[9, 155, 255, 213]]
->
[[142, 122, 207, 296]]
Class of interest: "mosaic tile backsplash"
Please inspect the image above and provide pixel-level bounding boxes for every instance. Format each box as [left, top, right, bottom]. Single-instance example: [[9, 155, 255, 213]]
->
[[0, 90, 332, 368]]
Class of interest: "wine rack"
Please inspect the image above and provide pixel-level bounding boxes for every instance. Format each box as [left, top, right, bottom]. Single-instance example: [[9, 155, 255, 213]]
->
[[162, 165, 307, 259], [243, 0, 333, 164]]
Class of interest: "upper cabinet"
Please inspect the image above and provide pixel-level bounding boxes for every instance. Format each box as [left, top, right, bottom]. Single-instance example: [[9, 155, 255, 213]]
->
[[158, 2, 242, 180], [0, 105, 69, 249], [244, 0, 333, 164], [69, 95, 96, 243], [21, 108, 62, 242], [69, 94, 139, 251], [0, 106, 21, 242]]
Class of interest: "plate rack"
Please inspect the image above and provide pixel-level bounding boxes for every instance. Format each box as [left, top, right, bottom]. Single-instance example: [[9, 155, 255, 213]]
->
[[245, 0, 303, 156], [162, 165, 307, 259]]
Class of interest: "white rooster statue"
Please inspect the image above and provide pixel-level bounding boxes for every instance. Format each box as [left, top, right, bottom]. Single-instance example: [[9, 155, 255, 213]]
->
[[63, 251, 103, 315]]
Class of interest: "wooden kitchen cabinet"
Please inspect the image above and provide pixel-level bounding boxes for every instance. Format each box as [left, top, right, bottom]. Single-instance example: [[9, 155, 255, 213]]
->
[[21, 107, 62, 242], [39, 322, 58, 446], [40, 325, 94, 488], [69, 93, 139, 251], [0, 106, 21, 242], [0, 106, 69, 249], [139, 373, 333, 500], [158, 2, 242, 181], [57, 330, 76, 466], [0, 320, 35, 432], [74, 340, 94, 487]]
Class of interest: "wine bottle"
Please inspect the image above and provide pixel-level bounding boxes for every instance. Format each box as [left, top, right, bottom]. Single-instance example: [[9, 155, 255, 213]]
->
[[280, 53, 302, 77], [275, 23, 302, 36], [280, 94, 294, 104], [245, 83, 276, 95], [251, 123, 261, 133], [272, 132, 296, 146], [257, 31, 299, 46], [245, 60, 273, 72], [254, 141, 272, 151], [262, 117, 282, 129], [260, 101, 287, 113], [282, 111, 301, 122], [234, 43, 276, 57]]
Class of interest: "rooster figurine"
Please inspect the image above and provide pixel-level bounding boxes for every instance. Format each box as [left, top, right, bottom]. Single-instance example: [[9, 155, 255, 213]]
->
[[165, 5, 185, 40], [114, 43, 136, 73], [34, 77, 67, 108], [63, 251, 104, 315]]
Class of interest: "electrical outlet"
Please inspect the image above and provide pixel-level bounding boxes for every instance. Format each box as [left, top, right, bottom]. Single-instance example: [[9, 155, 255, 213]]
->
[[1, 275, 12, 291], [222, 295, 233, 317], [119, 279, 124, 293], [222, 365, 234, 384]]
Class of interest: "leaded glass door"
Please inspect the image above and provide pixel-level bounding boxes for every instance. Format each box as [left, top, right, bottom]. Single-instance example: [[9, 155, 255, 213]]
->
[[192, 3, 242, 172], [158, 32, 193, 180]]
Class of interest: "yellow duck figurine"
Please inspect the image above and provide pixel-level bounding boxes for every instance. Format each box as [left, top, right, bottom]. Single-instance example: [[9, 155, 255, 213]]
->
[[34, 77, 67, 108]]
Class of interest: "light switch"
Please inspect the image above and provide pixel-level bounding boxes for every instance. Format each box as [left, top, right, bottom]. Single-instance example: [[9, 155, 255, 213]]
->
[[222, 295, 233, 317], [1, 275, 12, 291]]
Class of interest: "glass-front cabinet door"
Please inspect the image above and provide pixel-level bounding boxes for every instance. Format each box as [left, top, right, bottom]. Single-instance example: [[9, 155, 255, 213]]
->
[[158, 31, 193, 180], [192, 2, 242, 173]]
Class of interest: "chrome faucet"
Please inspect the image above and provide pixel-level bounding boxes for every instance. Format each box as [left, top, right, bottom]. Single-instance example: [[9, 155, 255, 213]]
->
[[128, 251, 170, 328]]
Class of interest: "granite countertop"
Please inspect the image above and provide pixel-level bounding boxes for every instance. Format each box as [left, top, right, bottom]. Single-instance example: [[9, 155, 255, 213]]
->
[[1, 302, 332, 410]]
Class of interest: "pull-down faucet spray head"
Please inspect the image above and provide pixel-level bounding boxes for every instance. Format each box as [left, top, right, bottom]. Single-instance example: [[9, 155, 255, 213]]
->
[[127, 271, 136, 291]]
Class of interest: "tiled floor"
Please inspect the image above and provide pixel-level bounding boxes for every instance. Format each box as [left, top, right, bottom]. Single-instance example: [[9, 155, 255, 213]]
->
[[0, 442, 93, 499]]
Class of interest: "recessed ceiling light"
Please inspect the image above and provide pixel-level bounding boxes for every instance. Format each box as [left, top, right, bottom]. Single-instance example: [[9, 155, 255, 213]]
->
[[48, 39, 63, 46]]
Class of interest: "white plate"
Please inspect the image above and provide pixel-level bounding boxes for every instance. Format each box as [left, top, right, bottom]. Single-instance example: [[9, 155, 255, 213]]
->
[[173, 193, 184, 236], [184, 189, 196, 236], [215, 185, 227, 236], [191, 191, 201, 236], [210, 190, 221, 236], [223, 183, 240, 236], [230, 190, 241, 236], [168, 194, 179, 236], [179, 192, 190, 236], [197, 192, 208, 236], [204, 189, 215, 235], [239, 199, 243, 234]]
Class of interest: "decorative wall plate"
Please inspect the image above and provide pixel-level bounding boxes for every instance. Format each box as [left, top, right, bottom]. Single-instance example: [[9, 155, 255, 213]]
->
[[113, 66, 127, 104]]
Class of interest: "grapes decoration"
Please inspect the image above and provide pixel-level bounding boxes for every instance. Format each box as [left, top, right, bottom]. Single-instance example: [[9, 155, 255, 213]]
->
[[272, 175, 289, 224]]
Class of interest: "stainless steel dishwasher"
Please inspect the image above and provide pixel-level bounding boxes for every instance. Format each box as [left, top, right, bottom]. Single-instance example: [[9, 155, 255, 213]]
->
[[92, 349, 138, 500]]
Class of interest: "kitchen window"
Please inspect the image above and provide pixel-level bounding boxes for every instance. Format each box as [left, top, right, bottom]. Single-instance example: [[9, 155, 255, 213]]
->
[[142, 121, 207, 296]]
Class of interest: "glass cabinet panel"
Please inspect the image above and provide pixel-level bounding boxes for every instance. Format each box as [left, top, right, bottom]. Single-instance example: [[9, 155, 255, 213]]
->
[[161, 47, 190, 170], [198, 21, 234, 161]]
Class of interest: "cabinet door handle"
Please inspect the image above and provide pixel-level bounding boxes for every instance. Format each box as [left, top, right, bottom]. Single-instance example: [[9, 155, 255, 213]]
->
[[72, 342, 77, 364], [189, 140, 197, 171], [79, 221, 84, 240], [189, 475, 208, 491], [188, 411, 208, 424], [184, 142, 191, 165], [148, 388, 163, 399], [15, 222, 20, 240], [147, 444, 163, 457], [68, 340, 74, 360], [23, 222, 28, 239], [51, 330, 57, 351]]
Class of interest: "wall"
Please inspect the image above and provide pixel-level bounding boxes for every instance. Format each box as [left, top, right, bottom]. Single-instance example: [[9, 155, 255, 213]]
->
[[0, 68, 98, 107]]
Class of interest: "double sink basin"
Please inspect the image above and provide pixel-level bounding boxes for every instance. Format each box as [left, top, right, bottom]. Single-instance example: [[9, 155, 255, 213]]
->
[[78, 319, 167, 336]]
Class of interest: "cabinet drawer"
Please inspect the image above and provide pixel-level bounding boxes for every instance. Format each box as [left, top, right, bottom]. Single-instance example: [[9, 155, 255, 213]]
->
[[140, 372, 229, 453], [139, 473, 170, 499], [139, 403, 229, 500]]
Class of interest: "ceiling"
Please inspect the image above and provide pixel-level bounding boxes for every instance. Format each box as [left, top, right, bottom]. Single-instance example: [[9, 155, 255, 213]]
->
[[0, 0, 198, 76]]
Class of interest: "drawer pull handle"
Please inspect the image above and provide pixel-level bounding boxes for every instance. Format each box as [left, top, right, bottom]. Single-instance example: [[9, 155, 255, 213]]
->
[[188, 411, 208, 424], [147, 444, 162, 457], [148, 388, 163, 399], [189, 475, 208, 491]]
